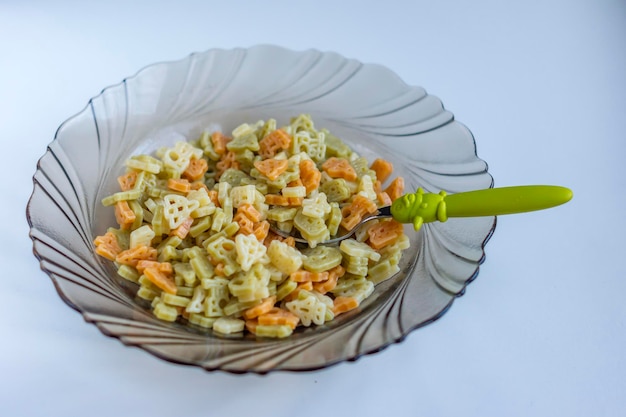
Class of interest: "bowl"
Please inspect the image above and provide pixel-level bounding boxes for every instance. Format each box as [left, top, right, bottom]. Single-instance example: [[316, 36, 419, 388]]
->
[[27, 45, 495, 373]]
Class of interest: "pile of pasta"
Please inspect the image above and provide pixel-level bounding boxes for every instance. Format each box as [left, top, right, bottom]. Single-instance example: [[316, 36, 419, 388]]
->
[[93, 114, 409, 338]]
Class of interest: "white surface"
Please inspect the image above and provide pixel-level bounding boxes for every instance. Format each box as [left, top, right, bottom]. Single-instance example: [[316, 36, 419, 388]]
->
[[2, 1, 624, 416]]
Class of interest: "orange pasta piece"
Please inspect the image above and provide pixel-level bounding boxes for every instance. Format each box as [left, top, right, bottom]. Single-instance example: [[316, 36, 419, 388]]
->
[[208, 189, 220, 206], [259, 129, 291, 159], [167, 178, 191, 193], [143, 266, 177, 295], [182, 157, 208, 181], [243, 296, 277, 320], [93, 232, 122, 261], [234, 211, 255, 235], [265, 194, 303, 207], [114, 200, 136, 229], [245, 319, 259, 334], [332, 296, 359, 315], [313, 266, 343, 294], [211, 131, 230, 156], [117, 171, 138, 191], [190, 181, 209, 193], [136, 260, 173, 275], [299, 159, 321, 194], [237, 203, 262, 222], [321, 157, 357, 182], [367, 219, 404, 249], [385, 177, 405, 201], [370, 158, 394, 183], [215, 151, 239, 179], [252, 220, 270, 242], [313, 265, 345, 293], [377, 191, 392, 206], [264, 231, 296, 248], [254, 158, 289, 181], [115, 245, 158, 267], [287, 178, 304, 188], [257, 307, 300, 329], [290, 270, 330, 283], [340, 194, 378, 230], [170, 217, 194, 239], [214, 262, 226, 277]]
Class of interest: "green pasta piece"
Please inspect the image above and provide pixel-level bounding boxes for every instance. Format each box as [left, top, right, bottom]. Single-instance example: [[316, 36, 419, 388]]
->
[[323, 130, 352, 158], [289, 113, 315, 133], [276, 279, 298, 301], [223, 299, 258, 317], [203, 278, 230, 317], [350, 157, 376, 179], [234, 149, 256, 172], [256, 118, 277, 140], [267, 207, 298, 222], [188, 313, 216, 328], [226, 132, 259, 152], [126, 154, 162, 174], [189, 216, 212, 238], [228, 264, 270, 302], [255, 324, 293, 338], [190, 255, 214, 281], [220, 167, 251, 187], [137, 285, 159, 301], [319, 178, 351, 203], [101, 189, 142, 206], [162, 293, 191, 307], [153, 301, 178, 322], [117, 264, 139, 283], [176, 286, 195, 297], [151, 205, 169, 236], [302, 246, 343, 273], [174, 263, 197, 287], [326, 203, 342, 236]]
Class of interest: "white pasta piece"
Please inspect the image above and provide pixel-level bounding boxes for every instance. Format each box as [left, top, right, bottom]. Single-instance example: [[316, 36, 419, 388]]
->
[[301, 191, 332, 219], [161, 141, 203, 175], [129, 225, 155, 248], [267, 240, 303, 275], [213, 317, 245, 334], [230, 184, 258, 208], [162, 194, 200, 229], [285, 290, 329, 327], [339, 238, 381, 262], [235, 233, 267, 272], [185, 286, 206, 314], [282, 185, 306, 198], [357, 174, 377, 201]]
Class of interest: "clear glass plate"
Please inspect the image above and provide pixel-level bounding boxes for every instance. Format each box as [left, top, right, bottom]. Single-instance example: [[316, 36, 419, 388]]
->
[[26, 45, 495, 373]]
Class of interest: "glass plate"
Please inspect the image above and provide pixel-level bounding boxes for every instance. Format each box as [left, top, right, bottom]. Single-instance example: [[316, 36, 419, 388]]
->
[[27, 45, 495, 373]]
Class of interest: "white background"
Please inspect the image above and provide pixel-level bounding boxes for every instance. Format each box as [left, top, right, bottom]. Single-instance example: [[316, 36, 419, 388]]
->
[[2, 1, 625, 416]]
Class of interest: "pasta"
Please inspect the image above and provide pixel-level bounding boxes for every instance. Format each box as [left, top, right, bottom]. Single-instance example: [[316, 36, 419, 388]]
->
[[93, 114, 410, 338]]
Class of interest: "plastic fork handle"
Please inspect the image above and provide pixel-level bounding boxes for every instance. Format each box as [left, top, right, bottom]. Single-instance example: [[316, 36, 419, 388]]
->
[[445, 185, 573, 217], [390, 185, 573, 231]]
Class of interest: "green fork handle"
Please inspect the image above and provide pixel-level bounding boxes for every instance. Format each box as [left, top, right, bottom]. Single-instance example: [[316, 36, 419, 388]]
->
[[389, 185, 573, 231]]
